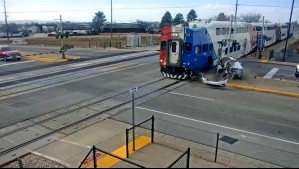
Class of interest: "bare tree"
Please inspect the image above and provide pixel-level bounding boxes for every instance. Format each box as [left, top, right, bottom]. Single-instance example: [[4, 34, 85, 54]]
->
[[216, 13, 230, 21], [240, 13, 262, 23]]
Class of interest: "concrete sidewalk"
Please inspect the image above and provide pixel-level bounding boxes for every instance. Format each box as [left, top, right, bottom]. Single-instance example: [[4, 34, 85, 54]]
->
[[32, 118, 280, 168]]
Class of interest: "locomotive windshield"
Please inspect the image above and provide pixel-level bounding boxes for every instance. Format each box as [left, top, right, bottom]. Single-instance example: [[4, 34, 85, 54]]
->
[[161, 41, 167, 50]]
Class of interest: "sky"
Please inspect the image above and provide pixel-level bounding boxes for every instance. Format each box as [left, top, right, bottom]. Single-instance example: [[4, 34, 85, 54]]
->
[[0, 0, 298, 23]]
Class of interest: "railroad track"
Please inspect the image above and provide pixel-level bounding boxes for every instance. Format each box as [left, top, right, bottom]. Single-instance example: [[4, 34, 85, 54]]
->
[[0, 77, 188, 166], [0, 56, 156, 101], [0, 51, 158, 86]]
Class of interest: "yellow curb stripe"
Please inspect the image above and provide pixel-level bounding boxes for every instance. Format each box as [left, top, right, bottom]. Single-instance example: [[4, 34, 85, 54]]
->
[[23, 56, 68, 63], [228, 84, 299, 98], [260, 60, 269, 63], [87, 136, 151, 168]]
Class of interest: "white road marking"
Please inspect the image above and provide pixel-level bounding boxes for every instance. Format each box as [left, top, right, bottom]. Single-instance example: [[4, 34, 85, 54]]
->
[[169, 92, 215, 101], [264, 68, 280, 79], [136, 107, 299, 145], [0, 60, 35, 67], [31, 151, 72, 168], [59, 139, 91, 149]]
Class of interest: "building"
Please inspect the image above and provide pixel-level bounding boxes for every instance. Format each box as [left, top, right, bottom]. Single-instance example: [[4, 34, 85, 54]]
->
[[103, 23, 146, 33]]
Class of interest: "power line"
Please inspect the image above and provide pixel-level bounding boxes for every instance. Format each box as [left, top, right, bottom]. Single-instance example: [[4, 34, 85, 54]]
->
[[2, 4, 298, 14]]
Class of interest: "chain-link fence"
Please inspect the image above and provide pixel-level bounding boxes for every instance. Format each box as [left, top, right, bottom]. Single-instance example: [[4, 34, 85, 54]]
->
[[167, 148, 190, 168], [218, 134, 299, 168], [113, 115, 299, 168], [79, 146, 145, 168], [126, 116, 154, 158]]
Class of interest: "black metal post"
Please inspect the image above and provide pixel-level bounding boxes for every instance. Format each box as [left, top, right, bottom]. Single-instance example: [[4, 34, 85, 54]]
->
[[283, 0, 295, 62], [110, 42, 112, 48], [89, 42, 91, 48], [92, 146, 97, 168], [78, 148, 93, 168], [215, 133, 220, 162], [151, 116, 155, 143], [17, 158, 23, 168], [132, 93, 136, 151], [186, 148, 191, 168], [126, 129, 129, 158]]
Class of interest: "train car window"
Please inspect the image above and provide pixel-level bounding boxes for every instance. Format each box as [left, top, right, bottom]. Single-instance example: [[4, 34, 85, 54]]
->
[[195, 46, 201, 54], [161, 41, 167, 50], [222, 28, 226, 35], [216, 28, 221, 35], [239, 27, 242, 33], [172, 42, 177, 53], [236, 28, 239, 34], [202, 44, 209, 53], [184, 43, 192, 53], [256, 26, 262, 31], [234, 45, 237, 51], [238, 45, 241, 51], [225, 48, 228, 55], [230, 47, 234, 53], [227, 28, 230, 34]]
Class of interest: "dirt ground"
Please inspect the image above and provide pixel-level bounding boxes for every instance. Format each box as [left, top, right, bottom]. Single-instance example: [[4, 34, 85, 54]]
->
[[25, 33, 160, 48]]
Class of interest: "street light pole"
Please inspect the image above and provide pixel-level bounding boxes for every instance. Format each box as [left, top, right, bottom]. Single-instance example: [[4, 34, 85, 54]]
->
[[283, 0, 295, 62], [234, 0, 239, 27]]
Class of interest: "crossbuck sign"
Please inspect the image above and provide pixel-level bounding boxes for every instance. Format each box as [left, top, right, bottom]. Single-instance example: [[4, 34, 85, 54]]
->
[[130, 87, 138, 94]]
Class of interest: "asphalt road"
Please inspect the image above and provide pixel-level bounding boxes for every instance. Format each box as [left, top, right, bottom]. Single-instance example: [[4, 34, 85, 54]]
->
[[241, 61, 297, 81], [113, 82, 299, 153], [11, 45, 126, 59], [0, 60, 50, 73]]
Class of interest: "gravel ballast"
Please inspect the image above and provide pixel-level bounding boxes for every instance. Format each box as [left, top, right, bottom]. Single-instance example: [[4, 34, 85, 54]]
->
[[1, 153, 65, 168]]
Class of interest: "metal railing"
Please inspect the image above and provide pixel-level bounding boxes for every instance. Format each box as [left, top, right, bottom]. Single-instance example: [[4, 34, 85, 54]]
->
[[167, 148, 191, 168], [126, 116, 154, 158]]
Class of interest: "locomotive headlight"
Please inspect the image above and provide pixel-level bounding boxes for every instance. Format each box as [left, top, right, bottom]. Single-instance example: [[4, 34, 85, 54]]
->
[[172, 33, 178, 37], [160, 59, 163, 63]]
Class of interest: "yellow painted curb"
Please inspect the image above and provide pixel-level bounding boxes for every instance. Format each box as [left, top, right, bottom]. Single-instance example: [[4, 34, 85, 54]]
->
[[87, 136, 151, 168], [23, 56, 68, 63], [228, 84, 299, 98], [260, 60, 269, 63]]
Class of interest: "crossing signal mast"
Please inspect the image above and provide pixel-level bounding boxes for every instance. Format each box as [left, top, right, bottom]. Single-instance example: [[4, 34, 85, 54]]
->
[[3, 0, 9, 40], [55, 15, 70, 59]]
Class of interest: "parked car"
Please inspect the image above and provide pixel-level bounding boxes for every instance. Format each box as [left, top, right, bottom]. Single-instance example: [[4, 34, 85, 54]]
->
[[0, 46, 22, 61]]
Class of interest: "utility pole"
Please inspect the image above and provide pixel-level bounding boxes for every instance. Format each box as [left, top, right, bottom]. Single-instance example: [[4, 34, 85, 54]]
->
[[234, 0, 239, 27], [3, 0, 9, 40], [283, 0, 295, 62], [59, 15, 65, 59], [110, 0, 113, 39]]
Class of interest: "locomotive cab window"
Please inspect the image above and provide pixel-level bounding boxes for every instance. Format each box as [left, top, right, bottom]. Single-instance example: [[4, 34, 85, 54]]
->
[[161, 41, 167, 50], [171, 42, 177, 53]]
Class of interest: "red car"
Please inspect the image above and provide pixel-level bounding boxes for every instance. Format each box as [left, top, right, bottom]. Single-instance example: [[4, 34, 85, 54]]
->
[[0, 45, 22, 61]]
